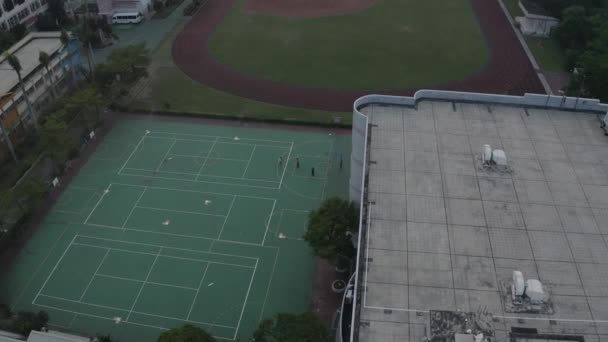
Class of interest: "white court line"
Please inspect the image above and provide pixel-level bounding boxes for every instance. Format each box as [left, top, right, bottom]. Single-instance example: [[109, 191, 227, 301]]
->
[[195, 137, 218, 181], [232, 259, 258, 340], [258, 248, 279, 324], [85, 222, 267, 248], [123, 167, 279, 183], [12, 223, 73, 311], [33, 235, 77, 305], [278, 142, 294, 190], [126, 248, 162, 321], [122, 187, 147, 229], [136, 205, 227, 218], [150, 130, 293, 145], [124, 167, 196, 176], [32, 302, 171, 331], [95, 273, 199, 291], [119, 171, 278, 190], [186, 263, 210, 320], [217, 196, 236, 240], [241, 145, 256, 178], [118, 133, 148, 175], [261, 200, 276, 246], [35, 294, 238, 329], [110, 182, 277, 202], [150, 136, 285, 149], [155, 138, 177, 173], [76, 235, 259, 260], [71, 242, 255, 269], [79, 249, 110, 301], [83, 184, 113, 224], [168, 154, 248, 162]]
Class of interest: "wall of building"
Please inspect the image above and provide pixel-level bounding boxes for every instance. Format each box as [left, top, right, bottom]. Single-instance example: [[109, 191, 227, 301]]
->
[[0, 0, 48, 30]]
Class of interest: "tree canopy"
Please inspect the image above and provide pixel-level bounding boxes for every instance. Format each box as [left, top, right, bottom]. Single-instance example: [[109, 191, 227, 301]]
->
[[303, 197, 358, 267], [10, 310, 48, 336], [252, 312, 331, 342], [157, 324, 215, 342]]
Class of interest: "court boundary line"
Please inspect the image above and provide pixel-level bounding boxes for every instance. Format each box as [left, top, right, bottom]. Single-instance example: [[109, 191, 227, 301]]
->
[[241, 145, 256, 178], [147, 135, 288, 150], [71, 242, 256, 269], [118, 132, 148, 175], [34, 294, 238, 330], [79, 249, 110, 301], [122, 186, 147, 229], [111, 182, 262, 199], [232, 258, 258, 340], [119, 170, 279, 190], [31, 237, 258, 338], [217, 196, 236, 240], [118, 132, 294, 189], [84, 185, 113, 224], [75, 235, 259, 260], [195, 136, 218, 181], [122, 166, 279, 184], [261, 201, 276, 246], [186, 263, 210, 321], [148, 130, 293, 145], [85, 183, 277, 246], [11, 223, 74, 311], [278, 142, 294, 189], [155, 138, 177, 173], [126, 247, 162, 321]]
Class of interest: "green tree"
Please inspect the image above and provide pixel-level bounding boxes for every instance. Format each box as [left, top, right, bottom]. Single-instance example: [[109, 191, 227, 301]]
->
[[157, 324, 215, 342], [554, 6, 593, 68], [18, 179, 48, 209], [10, 310, 48, 335], [38, 51, 58, 100], [5, 53, 38, 131], [41, 112, 71, 164], [575, 22, 608, 101], [252, 312, 331, 342], [65, 85, 104, 124], [303, 197, 358, 268]]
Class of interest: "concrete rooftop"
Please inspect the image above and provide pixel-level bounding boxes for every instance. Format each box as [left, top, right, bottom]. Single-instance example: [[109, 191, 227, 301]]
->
[[358, 100, 608, 341], [0, 32, 63, 96]]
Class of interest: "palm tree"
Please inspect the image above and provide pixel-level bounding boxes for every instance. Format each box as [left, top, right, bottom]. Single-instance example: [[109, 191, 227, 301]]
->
[[0, 118, 18, 163], [5, 53, 39, 131], [38, 51, 58, 100]]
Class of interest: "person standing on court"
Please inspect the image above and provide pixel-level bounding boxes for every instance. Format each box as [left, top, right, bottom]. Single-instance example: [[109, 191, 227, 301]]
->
[[278, 156, 283, 166], [296, 157, 300, 169], [311, 167, 315, 177]]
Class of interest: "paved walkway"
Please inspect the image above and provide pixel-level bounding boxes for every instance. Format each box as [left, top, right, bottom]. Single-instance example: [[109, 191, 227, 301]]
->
[[172, 0, 545, 112], [93, 2, 189, 63]]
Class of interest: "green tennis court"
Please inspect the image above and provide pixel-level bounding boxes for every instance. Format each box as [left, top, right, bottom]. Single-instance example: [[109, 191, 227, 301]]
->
[[1, 117, 350, 341]]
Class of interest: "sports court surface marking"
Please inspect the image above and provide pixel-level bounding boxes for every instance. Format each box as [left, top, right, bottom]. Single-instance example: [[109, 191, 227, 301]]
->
[[2, 118, 350, 341]]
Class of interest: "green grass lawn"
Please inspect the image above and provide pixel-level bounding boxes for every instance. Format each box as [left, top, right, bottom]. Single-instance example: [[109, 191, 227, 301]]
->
[[208, 0, 488, 89], [501, 0, 566, 72], [129, 22, 348, 125], [503, 0, 524, 17], [525, 36, 566, 72]]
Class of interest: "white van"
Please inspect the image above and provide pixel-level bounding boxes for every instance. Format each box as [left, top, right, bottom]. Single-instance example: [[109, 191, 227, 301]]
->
[[112, 12, 143, 24]]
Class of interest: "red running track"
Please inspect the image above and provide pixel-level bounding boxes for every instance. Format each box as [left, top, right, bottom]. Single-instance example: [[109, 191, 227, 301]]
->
[[172, 0, 545, 112]]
